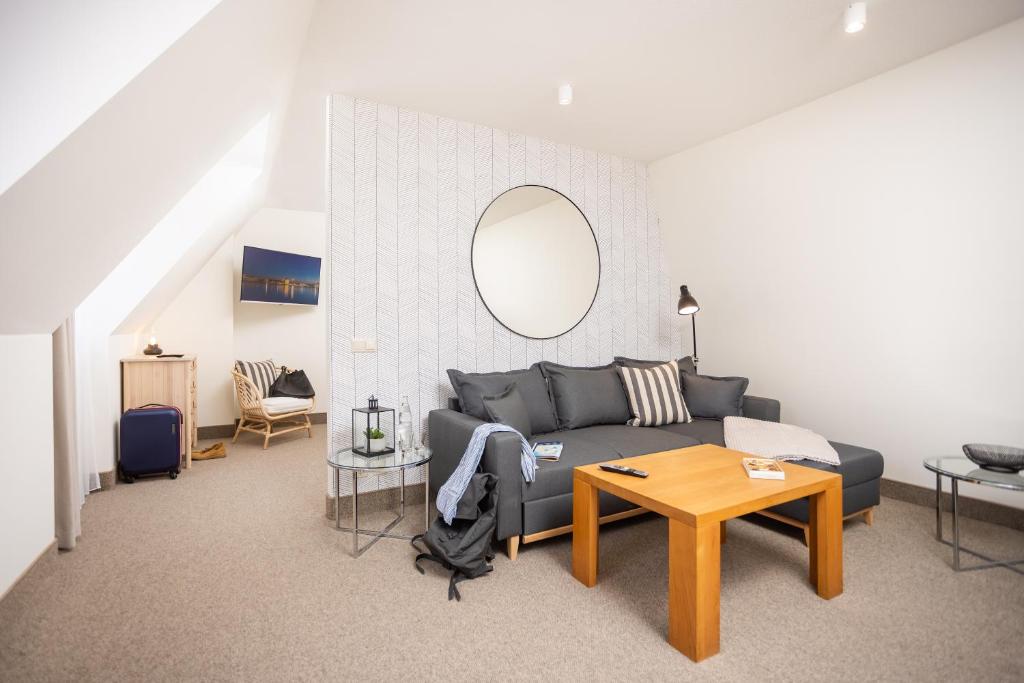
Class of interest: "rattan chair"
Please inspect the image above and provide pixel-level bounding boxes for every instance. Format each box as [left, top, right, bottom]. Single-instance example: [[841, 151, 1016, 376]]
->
[[231, 369, 314, 449]]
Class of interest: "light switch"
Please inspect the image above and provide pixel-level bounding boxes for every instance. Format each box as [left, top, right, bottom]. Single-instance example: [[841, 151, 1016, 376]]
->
[[351, 337, 377, 353]]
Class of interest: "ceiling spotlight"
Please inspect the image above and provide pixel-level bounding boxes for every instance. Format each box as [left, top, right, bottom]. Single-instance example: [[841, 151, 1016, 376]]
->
[[844, 2, 866, 33], [558, 83, 573, 106]]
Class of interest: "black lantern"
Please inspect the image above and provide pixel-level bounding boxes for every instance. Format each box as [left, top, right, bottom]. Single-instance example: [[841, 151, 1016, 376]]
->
[[352, 398, 395, 457]]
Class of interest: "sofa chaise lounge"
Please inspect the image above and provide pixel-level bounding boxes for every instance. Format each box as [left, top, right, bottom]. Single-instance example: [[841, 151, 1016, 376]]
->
[[428, 359, 884, 559]]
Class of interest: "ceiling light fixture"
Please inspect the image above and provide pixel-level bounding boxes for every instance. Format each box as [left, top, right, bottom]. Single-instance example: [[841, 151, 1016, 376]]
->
[[558, 83, 573, 106], [844, 2, 866, 33]]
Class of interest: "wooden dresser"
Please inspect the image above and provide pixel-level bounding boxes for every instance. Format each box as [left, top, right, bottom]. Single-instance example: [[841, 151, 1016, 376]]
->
[[121, 356, 198, 468]]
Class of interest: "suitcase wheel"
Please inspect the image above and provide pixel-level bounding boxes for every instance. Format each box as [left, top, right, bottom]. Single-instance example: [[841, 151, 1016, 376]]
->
[[169, 470, 178, 480]]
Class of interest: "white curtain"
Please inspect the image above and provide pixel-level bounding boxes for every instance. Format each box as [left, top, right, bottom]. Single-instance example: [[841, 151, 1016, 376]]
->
[[52, 314, 101, 550]]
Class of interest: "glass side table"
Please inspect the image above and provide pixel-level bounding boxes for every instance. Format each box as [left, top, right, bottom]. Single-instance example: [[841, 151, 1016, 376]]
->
[[328, 447, 432, 558], [923, 457, 1024, 574]]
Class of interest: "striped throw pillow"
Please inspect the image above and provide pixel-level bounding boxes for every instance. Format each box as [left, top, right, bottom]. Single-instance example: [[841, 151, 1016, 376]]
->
[[235, 359, 278, 398], [617, 360, 692, 427]]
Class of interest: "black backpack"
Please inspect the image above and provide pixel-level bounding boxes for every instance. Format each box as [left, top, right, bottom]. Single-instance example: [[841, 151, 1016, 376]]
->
[[412, 472, 498, 601]]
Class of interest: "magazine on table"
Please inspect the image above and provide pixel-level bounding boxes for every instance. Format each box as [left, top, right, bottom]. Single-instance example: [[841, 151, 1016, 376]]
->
[[533, 441, 563, 461], [742, 457, 786, 480]]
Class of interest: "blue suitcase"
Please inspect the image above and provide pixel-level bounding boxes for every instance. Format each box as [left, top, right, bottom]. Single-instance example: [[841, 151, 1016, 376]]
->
[[119, 404, 182, 483]]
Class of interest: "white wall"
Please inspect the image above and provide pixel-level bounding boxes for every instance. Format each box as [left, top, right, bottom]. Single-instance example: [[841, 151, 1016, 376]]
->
[[233, 209, 327, 407], [649, 19, 1024, 508], [152, 240, 237, 427], [0, 335, 54, 598], [0, 0, 315, 335], [0, 0, 220, 195], [146, 208, 327, 432]]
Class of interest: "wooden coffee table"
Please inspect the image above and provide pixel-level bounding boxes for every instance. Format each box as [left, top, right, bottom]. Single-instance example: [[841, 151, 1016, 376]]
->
[[572, 444, 843, 662]]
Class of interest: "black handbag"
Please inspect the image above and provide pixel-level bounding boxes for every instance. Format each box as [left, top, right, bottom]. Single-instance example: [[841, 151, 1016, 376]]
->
[[269, 366, 315, 398]]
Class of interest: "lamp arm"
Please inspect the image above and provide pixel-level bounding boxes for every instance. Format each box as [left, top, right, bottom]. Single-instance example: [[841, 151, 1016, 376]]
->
[[691, 313, 699, 369]]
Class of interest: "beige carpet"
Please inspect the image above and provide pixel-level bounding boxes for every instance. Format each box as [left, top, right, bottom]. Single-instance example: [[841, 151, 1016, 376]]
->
[[1, 425, 1022, 681]]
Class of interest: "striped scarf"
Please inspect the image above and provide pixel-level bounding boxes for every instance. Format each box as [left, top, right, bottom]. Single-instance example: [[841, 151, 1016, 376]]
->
[[435, 423, 537, 525]]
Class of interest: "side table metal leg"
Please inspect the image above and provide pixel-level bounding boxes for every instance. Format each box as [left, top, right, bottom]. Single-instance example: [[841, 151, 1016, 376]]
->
[[335, 468, 341, 530], [935, 472, 942, 541], [352, 470, 359, 558], [951, 478, 960, 571], [425, 462, 430, 531], [400, 468, 406, 518]]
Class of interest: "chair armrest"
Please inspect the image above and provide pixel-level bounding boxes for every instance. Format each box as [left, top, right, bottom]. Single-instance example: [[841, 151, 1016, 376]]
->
[[427, 409, 524, 540], [741, 395, 781, 423]]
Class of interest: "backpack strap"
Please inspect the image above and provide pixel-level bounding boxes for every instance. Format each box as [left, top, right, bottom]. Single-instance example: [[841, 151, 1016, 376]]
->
[[448, 571, 468, 602], [414, 552, 447, 575], [410, 534, 426, 554]]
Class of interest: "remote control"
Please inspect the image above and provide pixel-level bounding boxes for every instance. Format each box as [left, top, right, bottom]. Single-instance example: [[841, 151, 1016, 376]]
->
[[599, 463, 649, 478]]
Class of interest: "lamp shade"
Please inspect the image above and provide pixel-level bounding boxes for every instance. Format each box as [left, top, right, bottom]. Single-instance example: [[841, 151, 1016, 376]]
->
[[677, 285, 699, 315]]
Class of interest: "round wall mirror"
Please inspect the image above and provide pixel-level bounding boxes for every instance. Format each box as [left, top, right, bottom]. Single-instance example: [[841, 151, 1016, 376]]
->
[[472, 185, 599, 339]]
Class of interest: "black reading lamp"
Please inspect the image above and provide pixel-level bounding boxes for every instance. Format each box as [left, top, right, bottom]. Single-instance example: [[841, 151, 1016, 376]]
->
[[677, 285, 700, 370]]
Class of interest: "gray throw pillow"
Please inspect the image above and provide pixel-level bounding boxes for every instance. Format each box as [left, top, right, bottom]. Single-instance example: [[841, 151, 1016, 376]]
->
[[482, 383, 533, 439], [447, 363, 557, 433], [540, 362, 632, 430], [680, 373, 749, 419], [615, 355, 697, 378]]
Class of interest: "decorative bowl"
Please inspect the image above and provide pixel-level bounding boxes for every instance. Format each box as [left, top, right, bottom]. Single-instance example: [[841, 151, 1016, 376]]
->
[[962, 443, 1024, 473]]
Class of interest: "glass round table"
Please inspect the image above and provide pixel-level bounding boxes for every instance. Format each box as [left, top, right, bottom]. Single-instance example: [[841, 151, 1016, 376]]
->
[[328, 447, 432, 558], [923, 457, 1024, 574]]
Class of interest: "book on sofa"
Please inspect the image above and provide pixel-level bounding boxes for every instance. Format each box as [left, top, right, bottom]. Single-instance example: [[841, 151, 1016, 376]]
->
[[533, 441, 563, 461]]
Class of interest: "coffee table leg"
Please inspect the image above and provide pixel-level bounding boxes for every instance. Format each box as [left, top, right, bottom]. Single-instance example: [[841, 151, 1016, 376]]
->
[[809, 484, 843, 599], [571, 475, 599, 587], [668, 519, 720, 662]]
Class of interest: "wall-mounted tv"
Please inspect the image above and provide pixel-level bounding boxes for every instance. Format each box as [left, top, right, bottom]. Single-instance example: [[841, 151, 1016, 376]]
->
[[240, 245, 322, 306]]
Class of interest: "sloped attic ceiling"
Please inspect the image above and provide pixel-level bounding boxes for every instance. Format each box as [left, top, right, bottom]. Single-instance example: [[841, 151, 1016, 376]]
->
[[0, 0, 315, 335], [0, 0, 222, 197]]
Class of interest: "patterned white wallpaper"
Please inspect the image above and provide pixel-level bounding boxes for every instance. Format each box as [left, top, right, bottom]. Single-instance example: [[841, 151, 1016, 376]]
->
[[327, 95, 680, 494]]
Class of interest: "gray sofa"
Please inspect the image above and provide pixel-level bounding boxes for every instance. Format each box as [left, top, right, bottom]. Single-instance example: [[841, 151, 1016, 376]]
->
[[428, 360, 884, 558]]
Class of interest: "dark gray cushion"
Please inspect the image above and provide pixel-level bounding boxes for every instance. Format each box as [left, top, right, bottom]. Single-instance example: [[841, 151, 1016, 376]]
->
[[523, 491, 637, 536], [616, 355, 696, 377], [522, 426, 700, 502], [656, 418, 727, 447], [681, 374, 749, 419], [768, 478, 881, 523], [482, 383, 532, 439], [784, 441, 885, 488], [539, 362, 631, 429], [447, 364, 557, 434], [522, 431, 621, 502], [570, 424, 700, 458], [765, 444, 885, 523]]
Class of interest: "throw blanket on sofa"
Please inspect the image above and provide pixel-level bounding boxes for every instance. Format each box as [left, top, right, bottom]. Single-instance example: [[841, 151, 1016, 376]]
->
[[723, 416, 840, 466], [436, 423, 537, 524]]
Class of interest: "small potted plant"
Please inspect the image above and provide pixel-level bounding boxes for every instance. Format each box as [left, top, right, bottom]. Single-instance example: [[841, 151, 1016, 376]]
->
[[364, 427, 386, 453]]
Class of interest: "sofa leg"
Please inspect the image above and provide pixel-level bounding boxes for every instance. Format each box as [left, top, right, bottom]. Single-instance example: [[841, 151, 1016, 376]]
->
[[864, 508, 875, 526], [507, 536, 519, 561]]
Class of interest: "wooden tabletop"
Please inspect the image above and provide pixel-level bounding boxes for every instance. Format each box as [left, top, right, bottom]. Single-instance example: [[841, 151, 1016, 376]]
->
[[574, 444, 841, 526]]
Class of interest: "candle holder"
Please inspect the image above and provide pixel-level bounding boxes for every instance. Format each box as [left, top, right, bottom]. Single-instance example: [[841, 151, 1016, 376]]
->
[[352, 401, 394, 457]]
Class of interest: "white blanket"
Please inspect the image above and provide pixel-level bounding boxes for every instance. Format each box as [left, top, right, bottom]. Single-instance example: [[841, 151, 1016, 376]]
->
[[723, 416, 840, 466]]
